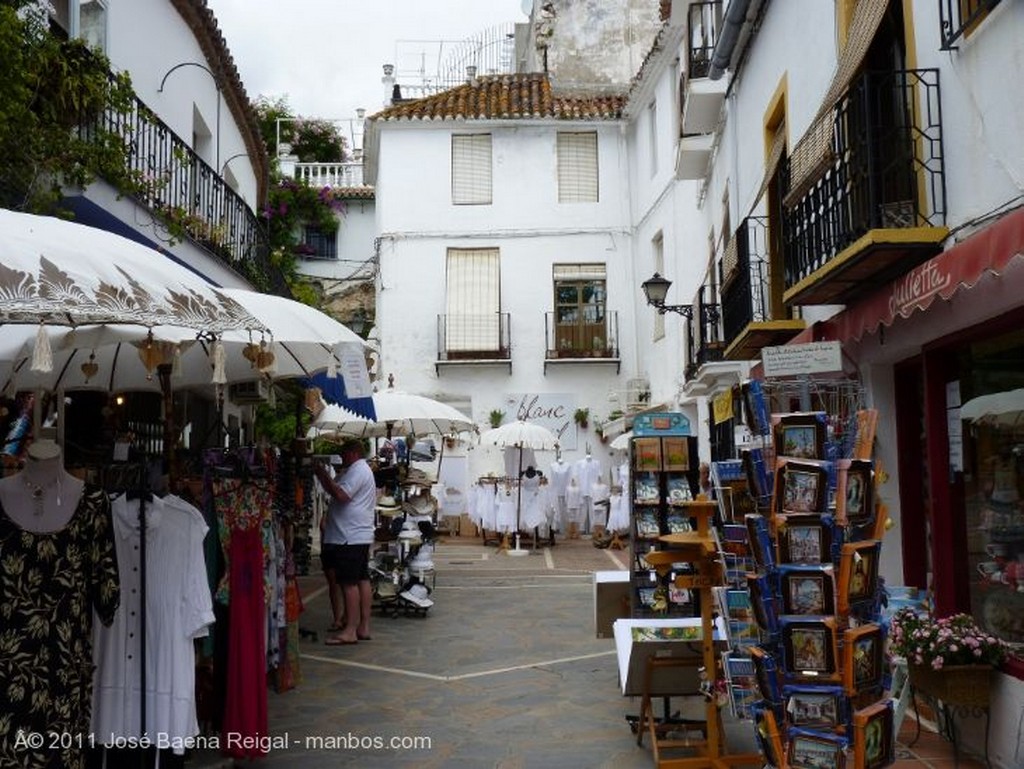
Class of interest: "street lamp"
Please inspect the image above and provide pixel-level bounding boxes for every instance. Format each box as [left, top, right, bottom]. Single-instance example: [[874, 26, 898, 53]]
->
[[641, 272, 693, 317]]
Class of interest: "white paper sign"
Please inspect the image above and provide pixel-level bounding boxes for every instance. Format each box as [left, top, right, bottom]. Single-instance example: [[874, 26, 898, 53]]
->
[[337, 342, 373, 398], [761, 341, 842, 377]]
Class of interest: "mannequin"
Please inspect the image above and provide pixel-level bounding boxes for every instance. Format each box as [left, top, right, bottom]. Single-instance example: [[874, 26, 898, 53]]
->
[[590, 477, 610, 540], [572, 450, 602, 535], [565, 476, 582, 539], [549, 452, 571, 539], [0, 439, 84, 532]]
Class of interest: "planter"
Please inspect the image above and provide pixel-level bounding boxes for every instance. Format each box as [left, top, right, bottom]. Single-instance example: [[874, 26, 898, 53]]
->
[[908, 663, 993, 708]]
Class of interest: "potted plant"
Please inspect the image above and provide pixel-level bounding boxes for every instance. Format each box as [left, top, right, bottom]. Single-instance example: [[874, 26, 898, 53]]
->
[[574, 407, 590, 429], [489, 409, 505, 429], [889, 607, 1008, 708]]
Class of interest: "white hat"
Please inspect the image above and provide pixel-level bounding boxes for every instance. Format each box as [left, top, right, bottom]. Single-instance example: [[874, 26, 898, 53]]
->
[[400, 583, 434, 608]]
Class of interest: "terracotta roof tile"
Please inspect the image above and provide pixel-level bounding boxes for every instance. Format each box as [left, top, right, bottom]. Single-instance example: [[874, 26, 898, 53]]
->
[[370, 73, 625, 123]]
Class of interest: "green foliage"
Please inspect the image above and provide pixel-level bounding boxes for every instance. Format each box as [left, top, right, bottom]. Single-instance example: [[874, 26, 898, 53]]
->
[[253, 95, 348, 162], [0, 5, 137, 213]]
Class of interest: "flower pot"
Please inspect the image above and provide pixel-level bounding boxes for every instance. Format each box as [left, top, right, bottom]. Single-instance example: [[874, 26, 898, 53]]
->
[[908, 663, 993, 708]]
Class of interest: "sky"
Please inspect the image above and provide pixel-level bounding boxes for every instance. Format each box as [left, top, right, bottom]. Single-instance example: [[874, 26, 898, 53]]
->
[[205, 0, 529, 141]]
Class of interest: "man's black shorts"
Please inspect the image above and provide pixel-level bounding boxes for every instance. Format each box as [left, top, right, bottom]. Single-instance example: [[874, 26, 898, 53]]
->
[[321, 543, 370, 584]]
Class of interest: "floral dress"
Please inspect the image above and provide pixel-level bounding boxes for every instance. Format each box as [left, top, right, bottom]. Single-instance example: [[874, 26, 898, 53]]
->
[[0, 485, 120, 769]]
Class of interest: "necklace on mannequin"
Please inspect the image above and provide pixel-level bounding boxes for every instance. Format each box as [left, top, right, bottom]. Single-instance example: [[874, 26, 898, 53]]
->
[[23, 477, 45, 515]]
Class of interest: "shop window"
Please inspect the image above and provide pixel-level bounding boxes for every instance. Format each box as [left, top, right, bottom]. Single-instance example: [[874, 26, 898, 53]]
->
[[557, 131, 598, 203], [451, 134, 492, 205]]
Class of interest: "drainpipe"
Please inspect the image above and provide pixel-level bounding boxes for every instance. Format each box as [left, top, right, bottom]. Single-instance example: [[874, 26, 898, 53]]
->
[[708, 0, 753, 81]]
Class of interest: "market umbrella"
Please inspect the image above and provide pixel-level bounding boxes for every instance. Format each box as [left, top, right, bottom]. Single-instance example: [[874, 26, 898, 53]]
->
[[0, 209, 265, 335], [312, 382, 474, 440], [478, 420, 560, 555], [610, 430, 633, 452], [961, 389, 1024, 428]]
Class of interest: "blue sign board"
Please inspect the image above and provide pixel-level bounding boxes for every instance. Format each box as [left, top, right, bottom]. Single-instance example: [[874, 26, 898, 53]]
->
[[632, 412, 691, 436]]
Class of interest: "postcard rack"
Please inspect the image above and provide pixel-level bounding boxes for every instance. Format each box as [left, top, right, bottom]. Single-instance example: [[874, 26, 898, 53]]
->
[[635, 500, 763, 769]]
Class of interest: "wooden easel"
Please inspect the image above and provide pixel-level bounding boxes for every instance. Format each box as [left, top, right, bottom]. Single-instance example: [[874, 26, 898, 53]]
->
[[637, 500, 763, 769]]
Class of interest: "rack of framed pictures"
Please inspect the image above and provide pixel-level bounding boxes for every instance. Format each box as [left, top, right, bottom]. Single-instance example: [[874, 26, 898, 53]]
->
[[731, 375, 896, 769], [628, 412, 701, 618]]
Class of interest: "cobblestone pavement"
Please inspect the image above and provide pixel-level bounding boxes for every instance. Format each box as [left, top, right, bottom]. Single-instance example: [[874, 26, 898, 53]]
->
[[190, 535, 977, 768]]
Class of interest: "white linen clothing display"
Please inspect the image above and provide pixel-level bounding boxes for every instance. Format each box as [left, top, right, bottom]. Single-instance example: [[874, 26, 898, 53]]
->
[[607, 492, 629, 531], [92, 494, 214, 752], [590, 479, 610, 526], [549, 460, 571, 530], [572, 456, 603, 497], [504, 446, 536, 479], [565, 480, 582, 523], [495, 485, 517, 532], [520, 475, 549, 530]]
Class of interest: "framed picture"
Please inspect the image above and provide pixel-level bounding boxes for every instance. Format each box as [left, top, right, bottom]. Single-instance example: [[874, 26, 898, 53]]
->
[[783, 685, 846, 730], [781, 618, 838, 680], [634, 472, 660, 504], [776, 514, 834, 565], [745, 513, 775, 570], [635, 510, 661, 539], [779, 565, 835, 616], [746, 572, 779, 634], [787, 729, 848, 769], [836, 459, 874, 526], [751, 702, 785, 768], [837, 540, 881, 615], [773, 412, 826, 460], [843, 624, 884, 696], [853, 700, 895, 769], [662, 437, 690, 471], [717, 477, 755, 522], [633, 437, 662, 471], [665, 510, 692, 534], [776, 460, 829, 515], [749, 645, 782, 704]]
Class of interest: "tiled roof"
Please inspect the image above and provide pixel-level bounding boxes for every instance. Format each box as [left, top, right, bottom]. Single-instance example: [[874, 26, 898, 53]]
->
[[370, 74, 626, 122]]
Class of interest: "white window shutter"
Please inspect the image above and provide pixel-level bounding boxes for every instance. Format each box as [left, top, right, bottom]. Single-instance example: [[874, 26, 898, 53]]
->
[[451, 134, 493, 205], [445, 249, 500, 350], [557, 132, 599, 203]]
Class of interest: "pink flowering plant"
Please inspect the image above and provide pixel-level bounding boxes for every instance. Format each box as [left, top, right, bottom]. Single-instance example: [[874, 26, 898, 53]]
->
[[888, 607, 1008, 670]]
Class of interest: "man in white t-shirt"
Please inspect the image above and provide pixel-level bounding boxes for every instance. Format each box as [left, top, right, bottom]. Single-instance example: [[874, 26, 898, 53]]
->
[[313, 438, 376, 645]]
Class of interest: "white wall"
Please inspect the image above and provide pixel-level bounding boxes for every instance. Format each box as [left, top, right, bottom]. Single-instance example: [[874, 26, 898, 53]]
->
[[298, 198, 378, 283]]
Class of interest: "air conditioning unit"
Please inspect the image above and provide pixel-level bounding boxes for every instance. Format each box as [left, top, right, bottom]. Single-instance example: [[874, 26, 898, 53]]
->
[[626, 377, 652, 411], [228, 379, 270, 404]]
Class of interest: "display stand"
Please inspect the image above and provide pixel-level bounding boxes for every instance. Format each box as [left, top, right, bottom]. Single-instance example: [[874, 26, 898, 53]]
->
[[639, 501, 762, 769]]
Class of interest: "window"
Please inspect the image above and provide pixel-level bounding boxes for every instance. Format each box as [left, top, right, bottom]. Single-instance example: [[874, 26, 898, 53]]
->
[[301, 226, 337, 260], [445, 248, 500, 351], [47, 0, 108, 51], [652, 233, 665, 341], [557, 132, 598, 203], [552, 264, 607, 354], [941, 0, 1001, 49], [451, 134, 492, 205]]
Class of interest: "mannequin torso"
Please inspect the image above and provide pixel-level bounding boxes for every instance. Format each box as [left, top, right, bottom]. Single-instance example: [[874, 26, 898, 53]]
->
[[0, 442, 84, 533]]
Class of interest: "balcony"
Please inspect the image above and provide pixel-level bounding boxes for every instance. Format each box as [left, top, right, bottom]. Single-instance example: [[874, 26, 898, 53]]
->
[[76, 74, 278, 292], [782, 68, 947, 307], [721, 216, 805, 360], [543, 311, 620, 373], [681, 1, 726, 136], [294, 162, 367, 188], [675, 133, 714, 180], [684, 285, 725, 381], [436, 313, 512, 374]]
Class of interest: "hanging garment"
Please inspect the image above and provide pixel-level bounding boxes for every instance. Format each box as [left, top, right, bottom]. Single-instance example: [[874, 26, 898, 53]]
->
[[607, 492, 630, 532], [495, 485, 517, 532], [91, 495, 214, 752], [0, 486, 120, 769]]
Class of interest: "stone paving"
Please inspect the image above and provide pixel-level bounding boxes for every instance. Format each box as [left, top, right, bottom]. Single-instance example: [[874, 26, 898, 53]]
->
[[189, 535, 977, 768]]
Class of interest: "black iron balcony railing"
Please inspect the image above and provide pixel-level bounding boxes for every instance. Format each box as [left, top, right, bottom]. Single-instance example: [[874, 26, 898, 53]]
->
[[544, 310, 619, 359], [939, 0, 1001, 50], [437, 313, 511, 362], [684, 285, 723, 379], [782, 68, 945, 291], [76, 73, 277, 291], [721, 216, 770, 345], [688, 1, 721, 79]]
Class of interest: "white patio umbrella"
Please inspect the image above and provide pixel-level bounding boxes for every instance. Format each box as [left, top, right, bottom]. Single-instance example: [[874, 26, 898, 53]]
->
[[479, 420, 560, 555], [312, 385, 474, 440], [0, 209, 265, 335], [1, 290, 371, 394], [610, 430, 633, 452], [961, 389, 1024, 428]]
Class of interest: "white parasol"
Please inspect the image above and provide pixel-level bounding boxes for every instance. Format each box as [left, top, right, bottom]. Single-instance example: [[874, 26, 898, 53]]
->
[[0, 209, 265, 335], [312, 383, 474, 440], [479, 420, 560, 555], [609, 430, 633, 452]]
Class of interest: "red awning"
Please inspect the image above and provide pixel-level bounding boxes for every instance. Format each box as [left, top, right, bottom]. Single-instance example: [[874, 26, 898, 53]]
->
[[833, 206, 1024, 342]]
